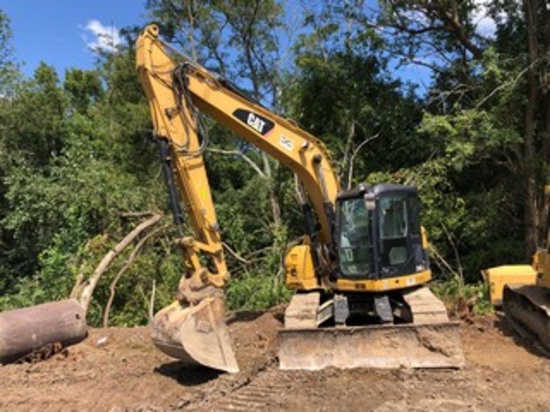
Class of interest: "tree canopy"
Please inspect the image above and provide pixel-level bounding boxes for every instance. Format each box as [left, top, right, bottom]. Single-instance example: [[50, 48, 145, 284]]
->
[[1, 1, 548, 322]]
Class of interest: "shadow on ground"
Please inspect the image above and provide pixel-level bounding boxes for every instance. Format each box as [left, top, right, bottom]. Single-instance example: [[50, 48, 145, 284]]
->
[[155, 361, 221, 386]]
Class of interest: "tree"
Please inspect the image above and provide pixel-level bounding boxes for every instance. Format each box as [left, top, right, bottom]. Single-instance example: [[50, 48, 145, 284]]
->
[[146, 0, 288, 231], [370, 1, 550, 262], [0, 8, 20, 292], [0, 9, 19, 95], [289, 49, 423, 188], [0, 42, 176, 324], [64, 69, 103, 114]]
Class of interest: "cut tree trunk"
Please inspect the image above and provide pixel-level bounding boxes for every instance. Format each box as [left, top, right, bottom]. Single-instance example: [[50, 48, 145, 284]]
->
[[0, 299, 87, 364]]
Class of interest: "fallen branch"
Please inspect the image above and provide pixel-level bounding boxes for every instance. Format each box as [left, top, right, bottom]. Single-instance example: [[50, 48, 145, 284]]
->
[[222, 242, 252, 264], [77, 212, 162, 314], [103, 225, 166, 327], [149, 279, 156, 323], [120, 211, 157, 219]]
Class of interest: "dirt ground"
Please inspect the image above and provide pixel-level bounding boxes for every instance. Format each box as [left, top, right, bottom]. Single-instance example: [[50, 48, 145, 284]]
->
[[2, 307, 550, 412]]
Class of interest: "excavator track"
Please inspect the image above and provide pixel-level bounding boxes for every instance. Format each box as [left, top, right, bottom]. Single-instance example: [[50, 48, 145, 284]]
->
[[202, 370, 289, 412], [402, 285, 451, 324], [279, 286, 463, 370], [503, 284, 550, 352]]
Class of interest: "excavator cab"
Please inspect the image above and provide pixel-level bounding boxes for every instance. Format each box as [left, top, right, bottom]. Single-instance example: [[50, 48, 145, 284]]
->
[[335, 184, 429, 282]]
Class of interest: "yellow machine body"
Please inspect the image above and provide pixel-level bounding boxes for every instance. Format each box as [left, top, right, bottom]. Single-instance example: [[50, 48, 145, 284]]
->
[[494, 184, 550, 352], [136, 24, 463, 373], [483, 265, 537, 306], [284, 244, 318, 290]]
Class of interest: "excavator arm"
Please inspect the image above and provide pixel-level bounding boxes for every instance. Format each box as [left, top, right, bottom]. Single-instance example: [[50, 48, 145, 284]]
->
[[136, 24, 341, 373]]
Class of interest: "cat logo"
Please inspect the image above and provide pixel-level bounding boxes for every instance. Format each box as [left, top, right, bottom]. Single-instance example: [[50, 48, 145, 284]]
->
[[247, 113, 266, 134], [233, 109, 275, 136]]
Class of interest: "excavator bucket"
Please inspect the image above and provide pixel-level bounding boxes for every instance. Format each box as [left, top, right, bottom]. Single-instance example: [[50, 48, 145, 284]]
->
[[278, 322, 464, 370], [151, 297, 239, 373]]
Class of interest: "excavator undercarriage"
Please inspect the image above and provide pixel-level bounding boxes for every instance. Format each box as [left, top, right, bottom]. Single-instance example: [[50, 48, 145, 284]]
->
[[150, 284, 463, 372], [485, 207, 550, 354], [279, 286, 463, 370]]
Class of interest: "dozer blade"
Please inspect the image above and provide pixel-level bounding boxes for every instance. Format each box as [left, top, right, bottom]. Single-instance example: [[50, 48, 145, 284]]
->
[[503, 284, 550, 351], [151, 297, 239, 373], [278, 322, 463, 370]]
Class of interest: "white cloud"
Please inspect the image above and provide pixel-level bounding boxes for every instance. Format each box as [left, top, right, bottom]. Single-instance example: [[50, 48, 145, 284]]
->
[[471, 0, 507, 38], [400, 3, 499, 38], [82, 20, 122, 53]]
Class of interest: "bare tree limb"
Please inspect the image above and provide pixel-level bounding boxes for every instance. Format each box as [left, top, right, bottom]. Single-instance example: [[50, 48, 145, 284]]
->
[[208, 148, 266, 177], [430, 1, 484, 59], [120, 211, 156, 219], [385, 1, 484, 63], [222, 242, 252, 264], [475, 61, 537, 109], [102, 225, 166, 327], [346, 133, 380, 188], [149, 279, 156, 323], [77, 212, 162, 314]]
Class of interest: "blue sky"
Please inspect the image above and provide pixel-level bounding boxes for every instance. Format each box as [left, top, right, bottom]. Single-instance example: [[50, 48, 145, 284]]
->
[[3, 1, 148, 78], [2, 1, 498, 91]]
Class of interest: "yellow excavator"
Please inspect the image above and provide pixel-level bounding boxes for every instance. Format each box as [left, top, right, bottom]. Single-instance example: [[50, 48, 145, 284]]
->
[[502, 250, 550, 351], [481, 185, 550, 352], [136, 24, 463, 373], [494, 185, 550, 351]]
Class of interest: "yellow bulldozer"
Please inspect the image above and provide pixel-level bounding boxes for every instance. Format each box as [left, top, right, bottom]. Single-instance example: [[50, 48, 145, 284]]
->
[[483, 185, 550, 351], [135, 24, 463, 373]]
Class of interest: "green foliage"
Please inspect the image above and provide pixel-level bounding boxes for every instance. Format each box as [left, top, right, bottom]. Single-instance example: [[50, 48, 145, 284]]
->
[[0, 48, 172, 324], [227, 265, 292, 311], [64, 69, 104, 114], [287, 46, 424, 189], [0, 2, 547, 325], [432, 277, 493, 317], [0, 8, 19, 94]]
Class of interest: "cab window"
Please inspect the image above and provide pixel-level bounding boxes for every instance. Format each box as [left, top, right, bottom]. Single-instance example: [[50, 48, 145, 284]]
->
[[338, 198, 372, 276]]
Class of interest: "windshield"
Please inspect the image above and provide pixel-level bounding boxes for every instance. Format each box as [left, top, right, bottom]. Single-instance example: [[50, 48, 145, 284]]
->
[[337, 198, 372, 277]]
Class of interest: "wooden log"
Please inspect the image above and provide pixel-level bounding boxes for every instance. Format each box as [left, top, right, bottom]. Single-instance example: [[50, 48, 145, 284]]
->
[[0, 299, 87, 364]]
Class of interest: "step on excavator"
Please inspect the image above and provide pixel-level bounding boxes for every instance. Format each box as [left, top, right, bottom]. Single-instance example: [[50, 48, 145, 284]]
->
[[136, 24, 464, 373]]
